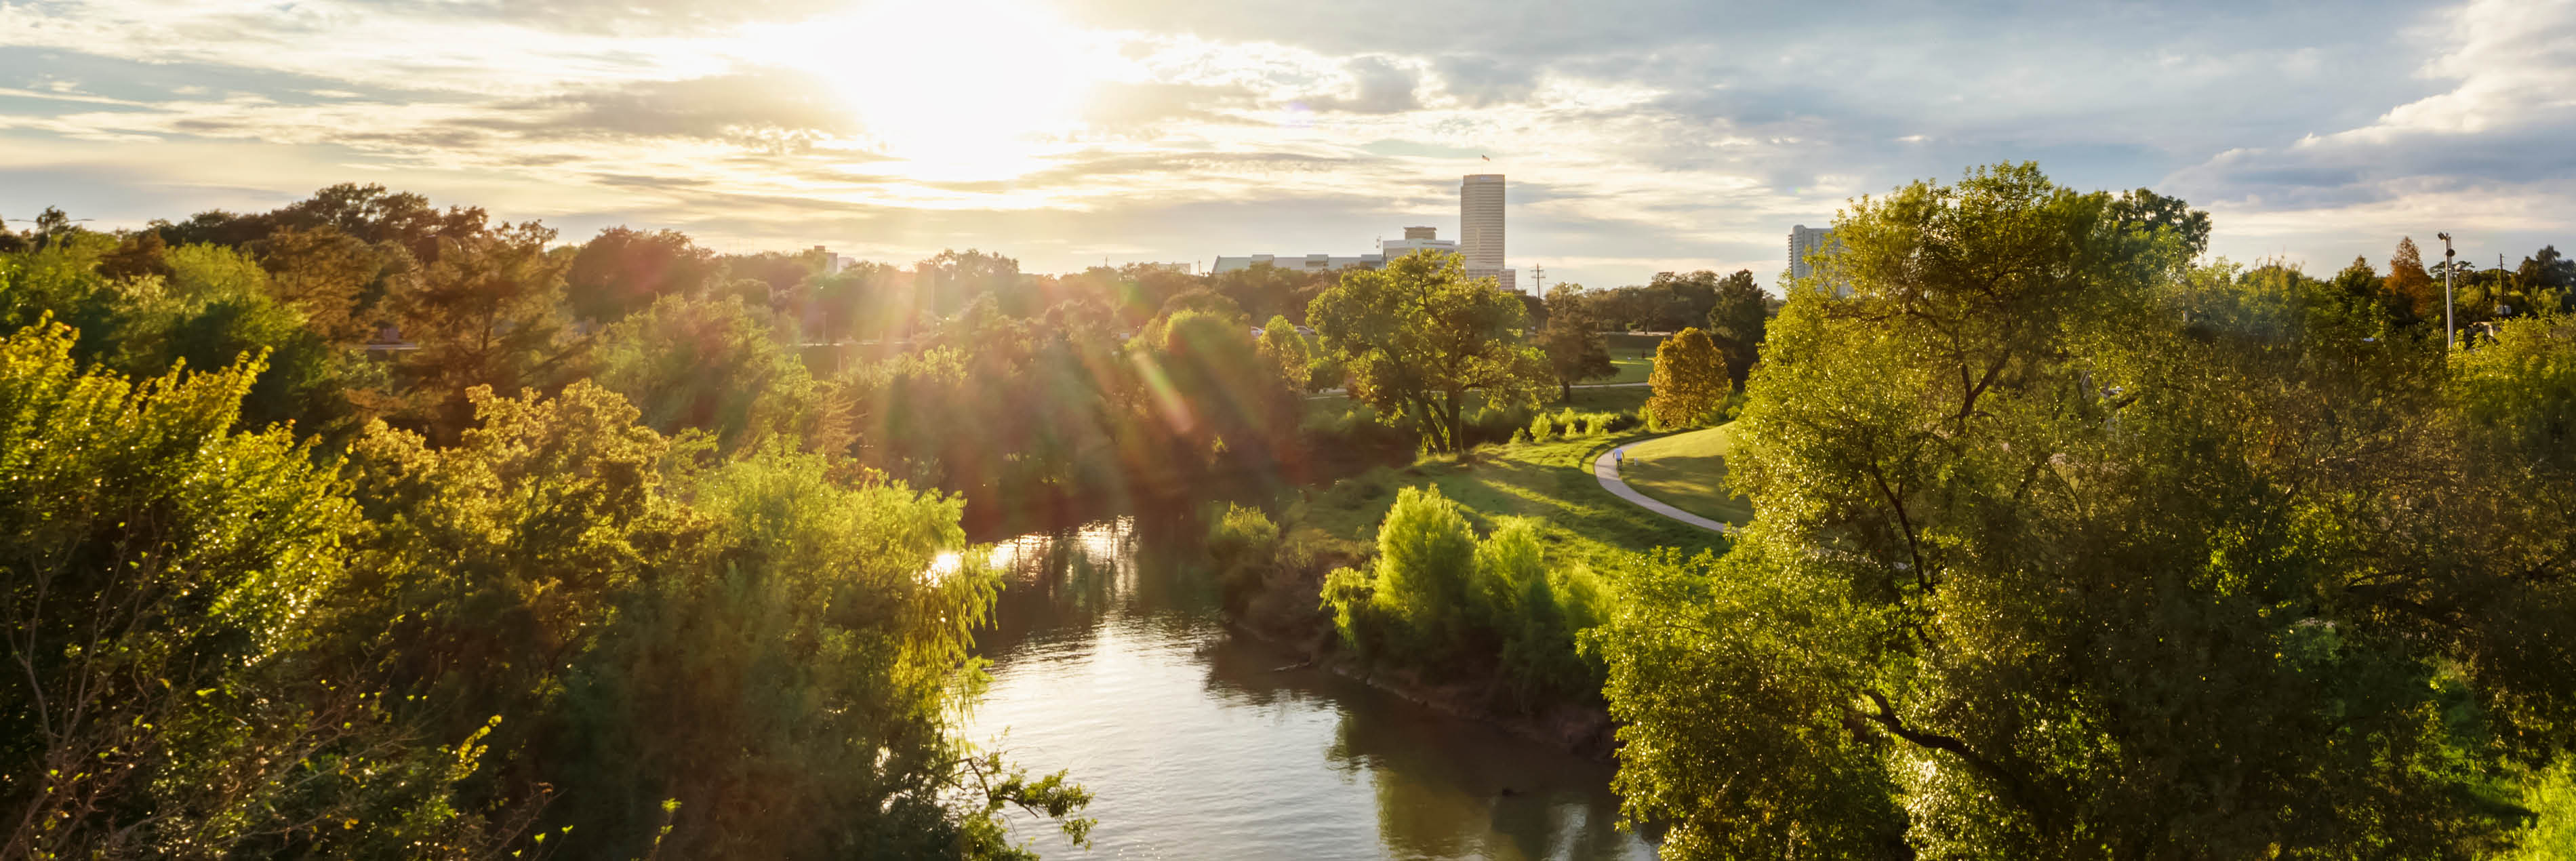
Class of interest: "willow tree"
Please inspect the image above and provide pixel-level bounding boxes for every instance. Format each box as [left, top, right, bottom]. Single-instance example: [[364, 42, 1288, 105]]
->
[[1592, 163, 2575, 858], [1307, 251, 1546, 453]]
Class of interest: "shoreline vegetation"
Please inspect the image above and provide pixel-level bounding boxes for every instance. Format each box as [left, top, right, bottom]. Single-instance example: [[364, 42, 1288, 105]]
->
[[12, 159, 2576, 858]]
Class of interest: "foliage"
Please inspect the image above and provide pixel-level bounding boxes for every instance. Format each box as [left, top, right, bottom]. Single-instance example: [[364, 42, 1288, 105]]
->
[[0, 322, 491, 858], [1256, 313, 1312, 393], [1308, 250, 1547, 454], [1538, 283, 1616, 400], [1702, 270, 1767, 388], [384, 221, 574, 443], [1643, 326, 1727, 430], [1594, 162, 2575, 858], [565, 226, 717, 323], [588, 292, 845, 454]]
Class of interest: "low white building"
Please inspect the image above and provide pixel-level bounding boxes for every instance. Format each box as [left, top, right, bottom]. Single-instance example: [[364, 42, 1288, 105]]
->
[[1211, 227, 1518, 291]]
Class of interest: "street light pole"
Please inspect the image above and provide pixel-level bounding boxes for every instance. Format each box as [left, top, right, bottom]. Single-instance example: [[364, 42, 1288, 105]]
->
[[2438, 232, 2456, 350]]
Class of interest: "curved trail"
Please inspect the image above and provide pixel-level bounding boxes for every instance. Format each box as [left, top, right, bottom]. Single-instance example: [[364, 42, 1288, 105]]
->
[[1592, 445, 1733, 534]]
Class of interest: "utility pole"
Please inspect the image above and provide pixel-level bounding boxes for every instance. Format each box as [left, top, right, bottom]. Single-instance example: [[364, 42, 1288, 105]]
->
[[2438, 233, 2457, 351], [1531, 264, 1545, 294]]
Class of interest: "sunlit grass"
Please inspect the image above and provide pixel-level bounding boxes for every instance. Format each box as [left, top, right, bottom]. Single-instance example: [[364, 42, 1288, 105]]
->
[[1616, 423, 1753, 526], [1301, 435, 1723, 570]]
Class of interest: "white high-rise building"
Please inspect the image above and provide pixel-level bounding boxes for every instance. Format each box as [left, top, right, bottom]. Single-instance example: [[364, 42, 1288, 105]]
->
[[1460, 174, 1516, 292], [1788, 225, 1837, 280]]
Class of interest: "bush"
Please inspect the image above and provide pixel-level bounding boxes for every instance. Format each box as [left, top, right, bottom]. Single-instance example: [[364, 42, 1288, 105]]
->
[[1208, 502, 1281, 614], [1319, 491, 1607, 706], [1529, 412, 1557, 441]]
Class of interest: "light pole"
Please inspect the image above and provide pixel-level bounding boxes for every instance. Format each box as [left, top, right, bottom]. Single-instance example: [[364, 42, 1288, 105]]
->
[[2438, 232, 2456, 350]]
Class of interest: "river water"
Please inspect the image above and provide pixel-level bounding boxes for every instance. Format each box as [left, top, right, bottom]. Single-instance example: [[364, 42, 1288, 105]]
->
[[961, 516, 1656, 860]]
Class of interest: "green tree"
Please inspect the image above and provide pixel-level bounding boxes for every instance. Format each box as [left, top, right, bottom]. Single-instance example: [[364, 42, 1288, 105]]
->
[[564, 226, 717, 323], [1702, 269, 1766, 388], [1594, 163, 2551, 858], [1256, 313, 1312, 392], [1307, 251, 1546, 454], [251, 224, 391, 344], [588, 292, 844, 454], [384, 222, 573, 442], [1643, 326, 1727, 429], [0, 322, 487, 858], [1538, 283, 1615, 401]]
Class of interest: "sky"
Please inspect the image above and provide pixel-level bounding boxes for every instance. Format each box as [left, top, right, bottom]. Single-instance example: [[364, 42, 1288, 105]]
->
[[3, 0, 2573, 289]]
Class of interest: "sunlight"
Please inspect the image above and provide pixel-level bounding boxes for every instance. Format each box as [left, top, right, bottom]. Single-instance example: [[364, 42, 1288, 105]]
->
[[752, 0, 1104, 178]]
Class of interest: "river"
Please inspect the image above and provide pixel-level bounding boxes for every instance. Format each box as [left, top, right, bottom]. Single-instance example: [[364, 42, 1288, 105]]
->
[[961, 515, 1655, 860]]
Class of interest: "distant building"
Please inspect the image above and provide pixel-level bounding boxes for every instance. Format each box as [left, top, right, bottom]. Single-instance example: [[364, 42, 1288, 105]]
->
[[812, 245, 855, 275], [1788, 225, 1844, 294], [1461, 174, 1516, 292], [1131, 262, 1196, 275], [1210, 253, 1381, 274], [1205, 176, 1523, 294], [1379, 226, 1459, 259]]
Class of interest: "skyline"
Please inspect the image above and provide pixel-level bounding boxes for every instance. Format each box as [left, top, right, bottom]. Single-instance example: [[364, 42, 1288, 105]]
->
[[5, 0, 2574, 289]]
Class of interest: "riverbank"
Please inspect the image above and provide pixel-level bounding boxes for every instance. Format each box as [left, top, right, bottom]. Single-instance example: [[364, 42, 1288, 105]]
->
[[1222, 433, 1730, 759]]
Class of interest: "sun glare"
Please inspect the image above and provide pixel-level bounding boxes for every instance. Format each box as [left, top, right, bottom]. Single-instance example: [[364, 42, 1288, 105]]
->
[[752, 0, 1104, 178]]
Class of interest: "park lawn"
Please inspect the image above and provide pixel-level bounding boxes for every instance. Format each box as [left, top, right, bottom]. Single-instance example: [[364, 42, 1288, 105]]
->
[[1305, 384, 1651, 423], [1299, 435, 1723, 572], [1616, 423, 1755, 526]]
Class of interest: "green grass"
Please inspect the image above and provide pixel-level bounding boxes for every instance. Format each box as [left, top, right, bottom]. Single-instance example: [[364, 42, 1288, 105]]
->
[[1616, 424, 1754, 526], [1299, 435, 1723, 571], [1304, 384, 1651, 423]]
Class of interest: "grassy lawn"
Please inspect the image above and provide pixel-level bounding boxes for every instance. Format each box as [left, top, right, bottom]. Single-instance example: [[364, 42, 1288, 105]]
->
[[1298, 435, 1723, 571], [1305, 384, 1651, 422], [1603, 332, 1660, 384], [1615, 424, 1754, 526]]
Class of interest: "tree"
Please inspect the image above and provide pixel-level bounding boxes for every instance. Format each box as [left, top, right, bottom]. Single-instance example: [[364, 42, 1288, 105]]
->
[[251, 224, 388, 344], [564, 226, 717, 323], [1703, 269, 1766, 388], [384, 222, 573, 441], [0, 323, 486, 858], [1306, 250, 1547, 454], [1643, 326, 1727, 429], [1593, 163, 2552, 857], [916, 249, 1028, 317], [1256, 313, 1312, 392], [1538, 283, 1614, 401], [587, 292, 844, 454], [2387, 236, 2438, 325]]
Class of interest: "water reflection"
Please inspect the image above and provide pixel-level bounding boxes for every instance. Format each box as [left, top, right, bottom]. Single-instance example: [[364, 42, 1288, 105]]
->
[[963, 516, 1652, 860]]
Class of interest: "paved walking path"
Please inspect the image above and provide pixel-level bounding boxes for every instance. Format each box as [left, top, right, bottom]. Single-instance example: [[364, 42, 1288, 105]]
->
[[1593, 445, 1734, 534]]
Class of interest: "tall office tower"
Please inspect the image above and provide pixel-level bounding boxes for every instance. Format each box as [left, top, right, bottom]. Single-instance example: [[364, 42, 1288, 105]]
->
[[1460, 174, 1512, 290], [1788, 224, 1835, 281], [1460, 174, 1505, 271]]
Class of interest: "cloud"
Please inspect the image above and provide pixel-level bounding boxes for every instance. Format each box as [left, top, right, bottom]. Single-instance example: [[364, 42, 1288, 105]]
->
[[2163, 0, 2576, 211], [523, 68, 858, 139], [1304, 56, 1422, 114], [1434, 54, 1539, 108]]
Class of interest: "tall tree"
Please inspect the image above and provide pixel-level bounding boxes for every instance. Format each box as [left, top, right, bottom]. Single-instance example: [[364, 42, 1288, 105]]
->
[[1307, 250, 1547, 454], [384, 222, 573, 441], [563, 226, 717, 323], [1703, 269, 1766, 388], [2387, 236, 2438, 325], [1594, 164, 2562, 857], [1643, 326, 1727, 429], [1537, 283, 1614, 401], [251, 224, 386, 344]]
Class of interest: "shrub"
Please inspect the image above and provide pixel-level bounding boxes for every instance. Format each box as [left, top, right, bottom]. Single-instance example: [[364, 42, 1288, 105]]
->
[[1208, 503, 1281, 614], [1528, 412, 1557, 441]]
